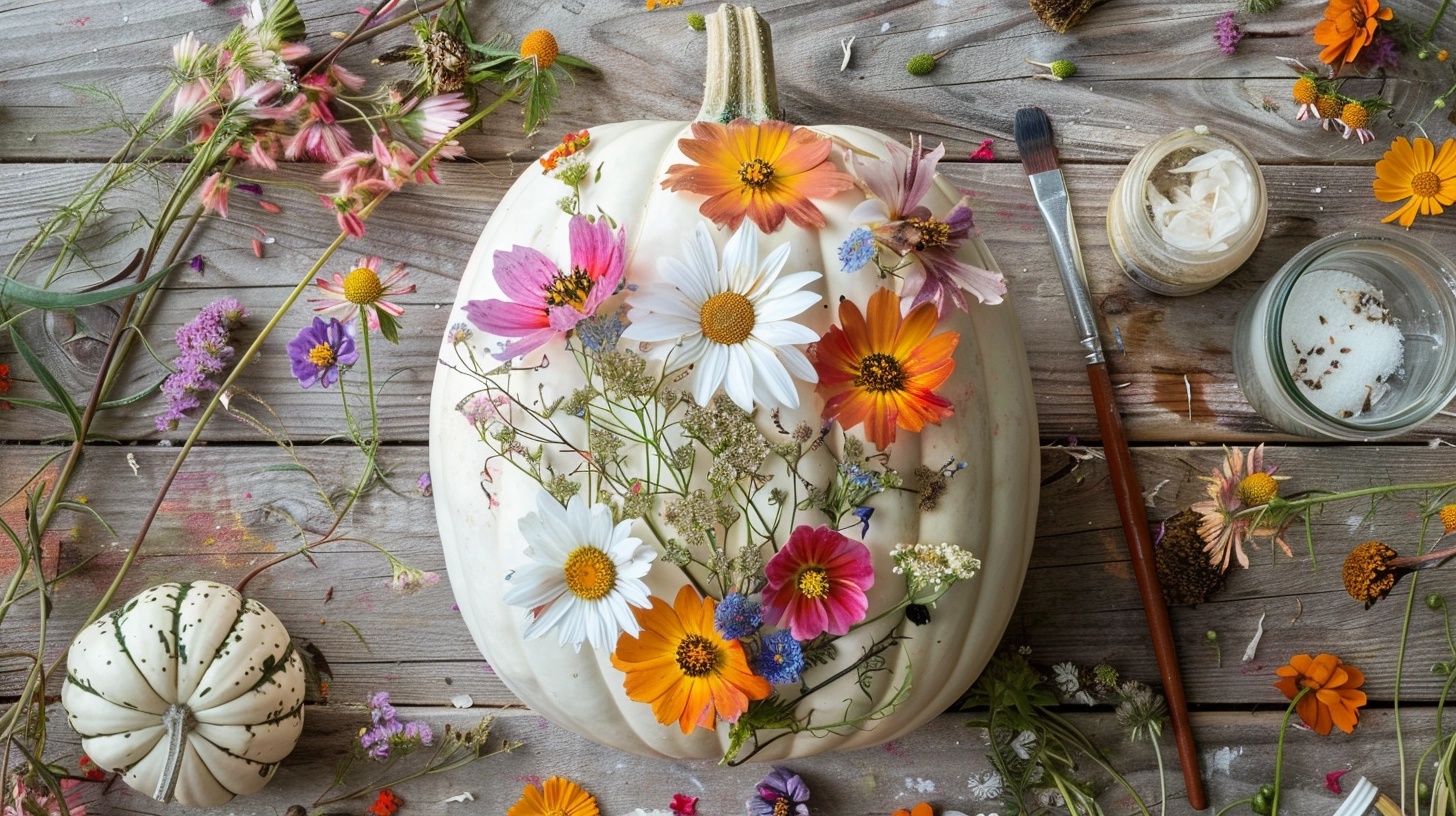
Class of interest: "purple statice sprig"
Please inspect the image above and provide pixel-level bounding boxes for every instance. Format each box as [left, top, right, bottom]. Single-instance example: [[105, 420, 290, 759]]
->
[[360, 691, 433, 760], [156, 298, 247, 432], [1214, 11, 1243, 56]]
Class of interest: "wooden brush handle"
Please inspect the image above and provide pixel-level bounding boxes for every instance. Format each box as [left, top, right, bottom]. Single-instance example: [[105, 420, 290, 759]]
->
[[1086, 361, 1207, 811]]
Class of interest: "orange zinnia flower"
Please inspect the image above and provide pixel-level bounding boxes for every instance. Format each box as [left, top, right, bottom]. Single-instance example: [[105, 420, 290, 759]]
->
[[1273, 653, 1367, 735], [811, 287, 958, 450], [611, 585, 772, 734], [1313, 0, 1393, 70], [662, 119, 856, 233]]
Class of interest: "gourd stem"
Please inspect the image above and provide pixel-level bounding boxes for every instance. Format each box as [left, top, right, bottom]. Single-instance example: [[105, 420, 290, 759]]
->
[[696, 3, 780, 124], [155, 703, 195, 803]]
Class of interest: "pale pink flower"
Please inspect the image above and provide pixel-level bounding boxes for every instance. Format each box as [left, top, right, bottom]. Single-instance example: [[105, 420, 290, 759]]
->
[[198, 172, 231, 218], [287, 112, 353, 163], [4, 777, 86, 816], [321, 191, 368, 237], [373, 135, 437, 189], [463, 214, 626, 360], [322, 144, 384, 190], [399, 92, 470, 145], [173, 31, 204, 72], [310, 256, 414, 330], [1190, 444, 1293, 571], [172, 78, 217, 127]]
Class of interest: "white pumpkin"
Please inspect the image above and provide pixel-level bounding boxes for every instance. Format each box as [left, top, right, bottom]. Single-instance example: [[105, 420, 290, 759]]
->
[[62, 580, 306, 806], [430, 4, 1039, 760]]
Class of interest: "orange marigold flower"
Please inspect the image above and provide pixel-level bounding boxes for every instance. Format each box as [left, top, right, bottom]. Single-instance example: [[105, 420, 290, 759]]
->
[[611, 585, 771, 733], [507, 776, 599, 816], [1273, 653, 1367, 735], [661, 119, 856, 233], [520, 29, 559, 70], [811, 288, 958, 451], [1374, 136, 1456, 228], [894, 804, 935, 816], [1313, 0, 1393, 70]]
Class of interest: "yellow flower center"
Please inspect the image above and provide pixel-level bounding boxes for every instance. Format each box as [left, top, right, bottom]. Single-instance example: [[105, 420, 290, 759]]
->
[[854, 352, 908, 393], [519, 29, 559, 70], [773, 799, 791, 816], [343, 266, 384, 305], [562, 546, 616, 601], [906, 217, 951, 251], [796, 567, 830, 599], [674, 634, 721, 678], [1441, 504, 1456, 535], [1316, 95, 1343, 119], [545, 268, 594, 310], [1341, 102, 1368, 129], [737, 158, 776, 189], [699, 291, 756, 345], [1293, 76, 1318, 105], [1236, 472, 1278, 506], [307, 342, 336, 368], [1413, 170, 1443, 198]]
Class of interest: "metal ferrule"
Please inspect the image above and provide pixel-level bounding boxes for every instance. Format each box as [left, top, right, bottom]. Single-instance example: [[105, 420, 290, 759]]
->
[[1028, 168, 1104, 366]]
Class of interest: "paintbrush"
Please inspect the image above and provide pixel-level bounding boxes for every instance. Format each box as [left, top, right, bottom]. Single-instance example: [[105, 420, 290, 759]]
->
[[1013, 106, 1208, 812]]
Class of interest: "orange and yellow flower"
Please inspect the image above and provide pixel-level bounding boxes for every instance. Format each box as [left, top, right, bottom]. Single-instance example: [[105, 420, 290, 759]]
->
[[662, 119, 856, 233], [507, 776, 599, 816], [1373, 136, 1456, 228], [611, 585, 772, 734], [1273, 653, 1367, 735], [1313, 0, 1393, 70], [811, 287, 958, 450]]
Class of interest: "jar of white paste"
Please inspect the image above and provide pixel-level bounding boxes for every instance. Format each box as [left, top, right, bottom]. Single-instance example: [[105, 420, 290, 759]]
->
[[1233, 230, 1456, 440], [1107, 127, 1267, 295]]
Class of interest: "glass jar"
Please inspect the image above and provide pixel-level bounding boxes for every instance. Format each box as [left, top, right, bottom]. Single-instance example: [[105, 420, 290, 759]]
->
[[1107, 126, 1268, 295], [1233, 229, 1456, 441]]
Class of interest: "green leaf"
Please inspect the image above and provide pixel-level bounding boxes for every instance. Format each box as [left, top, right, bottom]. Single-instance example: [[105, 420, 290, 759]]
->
[[55, 499, 116, 536], [0, 267, 166, 310], [553, 54, 600, 74], [98, 375, 166, 410], [9, 328, 81, 440], [374, 309, 400, 344]]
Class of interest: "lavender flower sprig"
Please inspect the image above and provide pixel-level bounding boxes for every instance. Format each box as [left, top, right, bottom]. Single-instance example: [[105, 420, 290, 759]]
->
[[360, 691, 433, 760], [156, 298, 247, 431]]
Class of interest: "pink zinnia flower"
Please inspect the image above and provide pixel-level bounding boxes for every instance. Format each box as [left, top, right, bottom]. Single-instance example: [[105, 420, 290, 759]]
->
[[850, 135, 1006, 315], [762, 525, 875, 641], [198, 172, 231, 218], [463, 214, 626, 360], [310, 256, 414, 331], [399, 93, 470, 146]]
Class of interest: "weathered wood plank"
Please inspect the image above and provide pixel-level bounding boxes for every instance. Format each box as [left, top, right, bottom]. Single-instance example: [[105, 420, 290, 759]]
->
[[5, 444, 1456, 707], [0, 0, 1436, 164], [5, 162, 1454, 443], [32, 703, 1446, 816]]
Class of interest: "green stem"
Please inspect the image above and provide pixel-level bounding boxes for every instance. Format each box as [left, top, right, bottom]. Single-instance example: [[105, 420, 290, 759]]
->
[[1270, 688, 1311, 816], [1213, 799, 1254, 816], [1151, 732, 1167, 816], [1428, 0, 1452, 43]]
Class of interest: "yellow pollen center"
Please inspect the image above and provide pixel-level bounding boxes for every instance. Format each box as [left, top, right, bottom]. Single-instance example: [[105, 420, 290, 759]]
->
[[1413, 170, 1443, 199], [675, 634, 720, 678], [343, 267, 384, 305], [699, 291, 756, 345], [1293, 77, 1318, 105], [773, 799, 791, 816], [307, 342, 336, 368], [562, 546, 616, 601], [906, 217, 952, 251], [1440, 504, 1456, 534], [737, 158, 776, 189], [1341, 103, 1368, 128], [545, 810, 569, 816], [545, 268, 594, 310], [796, 567, 830, 599], [1236, 472, 1279, 506], [854, 352, 908, 393], [1316, 95, 1342, 119]]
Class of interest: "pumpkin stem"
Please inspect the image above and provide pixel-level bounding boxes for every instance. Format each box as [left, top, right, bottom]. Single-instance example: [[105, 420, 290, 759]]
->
[[697, 4, 781, 124], [154, 703, 196, 803]]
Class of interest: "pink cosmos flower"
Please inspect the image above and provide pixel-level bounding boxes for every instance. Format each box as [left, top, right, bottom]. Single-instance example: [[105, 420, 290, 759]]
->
[[463, 214, 626, 360], [850, 135, 1006, 315], [198, 172, 231, 218], [762, 525, 875, 641], [399, 92, 470, 146], [310, 256, 415, 331]]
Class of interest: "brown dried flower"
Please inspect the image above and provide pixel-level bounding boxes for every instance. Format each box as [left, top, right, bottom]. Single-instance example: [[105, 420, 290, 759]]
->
[[1028, 0, 1098, 33], [1342, 541, 1400, 607], [1156, 510, 1228, 607]]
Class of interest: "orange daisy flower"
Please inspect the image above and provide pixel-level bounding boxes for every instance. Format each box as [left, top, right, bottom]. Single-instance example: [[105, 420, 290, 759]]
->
[[894, 805, 934, 816], [1273, 653, 1367, 735], [1373, 136, 1456, 228], [662, 119, 856, 233], [811, 287, 958, 450], [1313, 0, 1393, 70], [507, 776, 599, 816], [611, 585, 771, 734]]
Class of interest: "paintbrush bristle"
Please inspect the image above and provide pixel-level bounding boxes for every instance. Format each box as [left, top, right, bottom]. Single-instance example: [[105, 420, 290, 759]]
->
[[1013, 107, 1059, 175]]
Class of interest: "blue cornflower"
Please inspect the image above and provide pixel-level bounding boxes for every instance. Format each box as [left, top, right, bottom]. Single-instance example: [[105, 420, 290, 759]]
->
[[838, 227, 877, 273], [851, 506, 874, 538], [753, 630, 805, 685], [576, 309, 627, 353], [714, 592, 762, 640]]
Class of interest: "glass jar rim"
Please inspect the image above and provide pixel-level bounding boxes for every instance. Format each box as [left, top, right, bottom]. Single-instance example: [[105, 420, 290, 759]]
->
[[1125, 128, 1267, 265]]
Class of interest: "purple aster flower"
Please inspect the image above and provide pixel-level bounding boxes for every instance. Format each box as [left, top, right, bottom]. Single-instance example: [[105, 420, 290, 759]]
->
[[287, 316, 357, 389], [714, 593, 762, 640], [1367, 33, 1399, 71], [748, 766, 810, 816], [752, 630, 805, 685], [416, 472, 433, 497], [156, 298, 247, 432], [1214, 12, 1243, 56]]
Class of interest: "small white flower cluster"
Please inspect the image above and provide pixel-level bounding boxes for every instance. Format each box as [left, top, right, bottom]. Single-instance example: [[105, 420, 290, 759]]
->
[[891, 542, 982, 594]]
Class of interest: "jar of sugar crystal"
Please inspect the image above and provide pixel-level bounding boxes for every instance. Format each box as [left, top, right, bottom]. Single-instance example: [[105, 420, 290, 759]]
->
[[1233, 230, 1456, 440], [1107, 126, 1267, 295]]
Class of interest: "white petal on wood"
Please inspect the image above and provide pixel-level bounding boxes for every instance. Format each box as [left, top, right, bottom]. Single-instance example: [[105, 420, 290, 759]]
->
[[64, 612, 168, 715], [61, 682, 160, 736], [78, 724, 165, 773], [172, 581, 244, 702], [170, 738, 235, 807], [115, 583, 187, 704], [195, 707, 305, 764], [189, 599, 293, 712], [192, 643, 305, 726]]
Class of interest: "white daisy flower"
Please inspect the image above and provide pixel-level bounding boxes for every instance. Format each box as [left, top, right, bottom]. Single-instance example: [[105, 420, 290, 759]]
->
[[621, 221, 821, 411], [502, 490, 656, 652]]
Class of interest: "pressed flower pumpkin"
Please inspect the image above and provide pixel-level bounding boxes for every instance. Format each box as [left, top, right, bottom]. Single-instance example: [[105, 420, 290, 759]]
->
[[430, 4, 1038, 761]]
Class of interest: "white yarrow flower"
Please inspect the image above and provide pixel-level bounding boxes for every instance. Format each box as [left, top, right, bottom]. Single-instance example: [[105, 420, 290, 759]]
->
[[502, 490, 656, 652], [966, 771, 1004, 800], [621, 221, 821, 411]]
